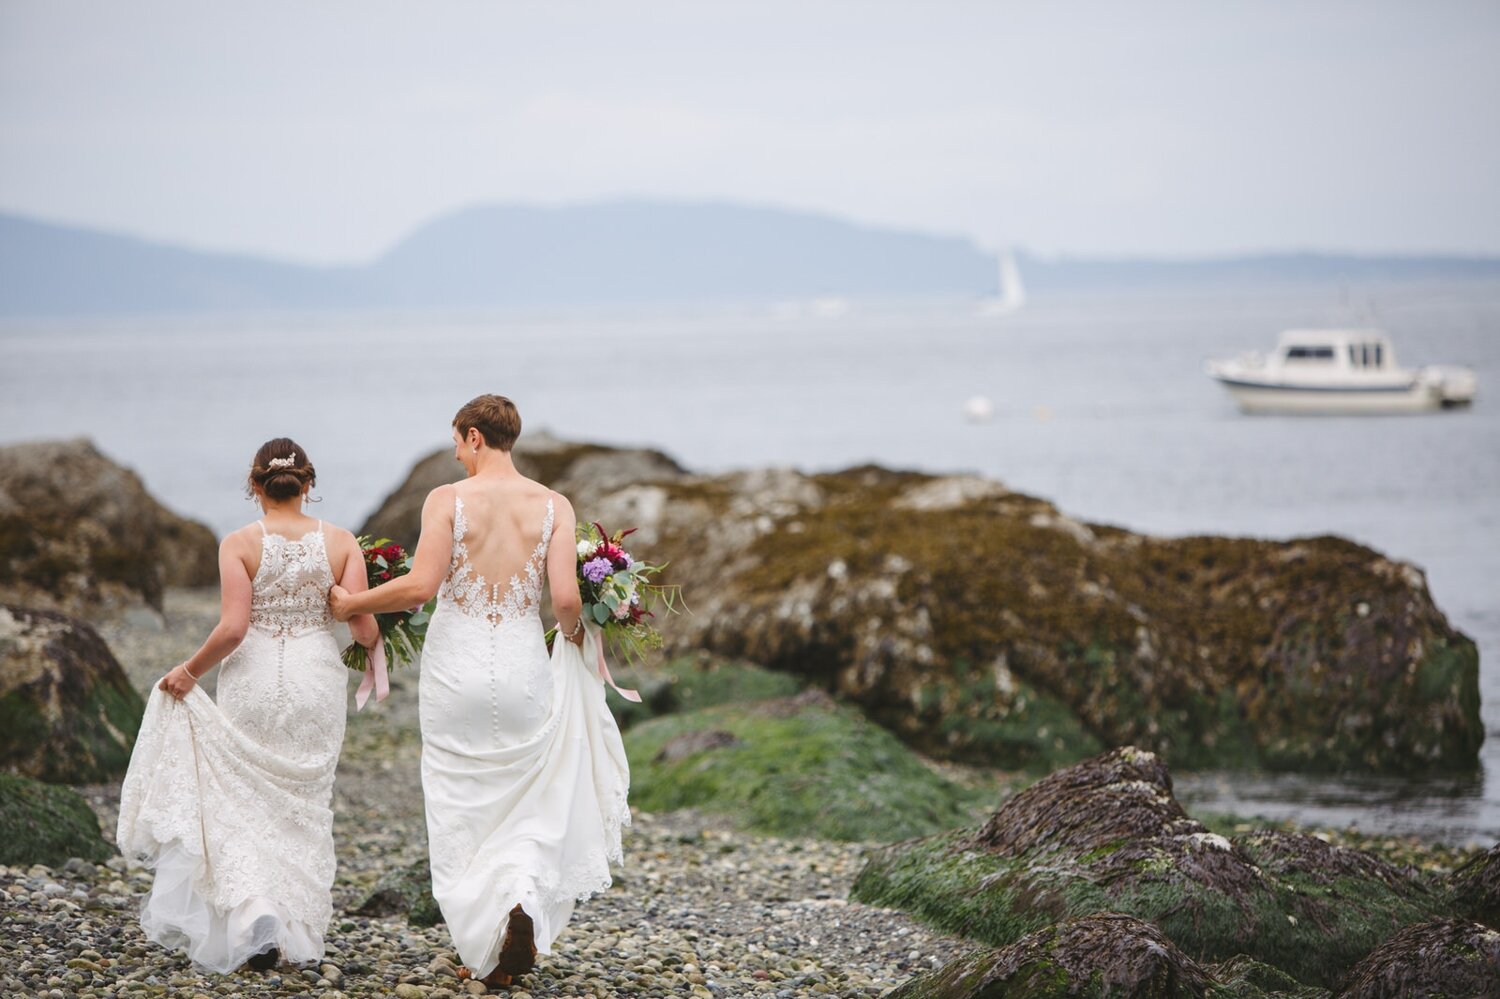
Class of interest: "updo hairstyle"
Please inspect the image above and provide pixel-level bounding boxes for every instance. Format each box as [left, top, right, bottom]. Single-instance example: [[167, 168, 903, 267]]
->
[[453, 394, 522, 452], [247, 438, 317, 501]]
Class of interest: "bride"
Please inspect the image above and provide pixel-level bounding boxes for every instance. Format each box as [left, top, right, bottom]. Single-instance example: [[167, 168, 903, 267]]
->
[[330, 394, 630, 987], [116, 439, 378, 973]]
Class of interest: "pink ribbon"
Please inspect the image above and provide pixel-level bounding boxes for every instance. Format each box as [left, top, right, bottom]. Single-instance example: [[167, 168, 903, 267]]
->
[[354, 634, 390, 711], [585, 622, 641, 702]]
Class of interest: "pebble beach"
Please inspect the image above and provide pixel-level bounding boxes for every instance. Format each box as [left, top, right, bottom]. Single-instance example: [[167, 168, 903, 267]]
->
[[2, 589, 959, 998]]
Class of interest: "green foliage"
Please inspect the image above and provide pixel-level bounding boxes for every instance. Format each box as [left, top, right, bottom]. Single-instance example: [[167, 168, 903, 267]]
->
[[0, 772, 113, 867], [624, 695, 987, 842]]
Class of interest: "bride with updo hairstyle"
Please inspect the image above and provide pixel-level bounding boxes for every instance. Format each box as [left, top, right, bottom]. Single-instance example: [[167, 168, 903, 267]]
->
[[116, 437, 378, 975]]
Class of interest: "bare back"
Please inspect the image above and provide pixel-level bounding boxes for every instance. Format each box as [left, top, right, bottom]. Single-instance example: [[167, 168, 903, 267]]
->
[[441, 478, 556, 624]]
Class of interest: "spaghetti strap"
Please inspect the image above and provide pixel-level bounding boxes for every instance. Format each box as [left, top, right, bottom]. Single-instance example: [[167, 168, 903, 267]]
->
[[256, 520, 267, 536]]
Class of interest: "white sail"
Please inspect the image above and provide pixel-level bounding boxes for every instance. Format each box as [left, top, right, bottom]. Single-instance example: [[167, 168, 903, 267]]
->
[[978, 250, 1026, 317]]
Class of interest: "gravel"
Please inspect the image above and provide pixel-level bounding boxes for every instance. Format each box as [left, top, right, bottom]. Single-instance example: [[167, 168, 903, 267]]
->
[[4, 590, 960, 997]]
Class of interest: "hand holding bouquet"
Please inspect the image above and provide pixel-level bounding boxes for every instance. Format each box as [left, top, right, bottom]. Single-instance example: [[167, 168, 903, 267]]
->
[[341, 537, 434, 708], [549, 522, 684, 698]]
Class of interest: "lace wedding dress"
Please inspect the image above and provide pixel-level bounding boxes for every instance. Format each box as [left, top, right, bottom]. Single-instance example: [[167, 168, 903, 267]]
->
[[117, 523, 348, 973], [419, 493, 629, 978]]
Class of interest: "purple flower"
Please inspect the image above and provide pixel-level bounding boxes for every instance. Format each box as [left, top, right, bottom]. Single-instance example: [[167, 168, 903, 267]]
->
[[581, 557, 613, 584]]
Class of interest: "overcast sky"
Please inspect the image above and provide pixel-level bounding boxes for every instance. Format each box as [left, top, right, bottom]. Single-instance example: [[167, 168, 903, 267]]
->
[[1, 1, 1497, 264]]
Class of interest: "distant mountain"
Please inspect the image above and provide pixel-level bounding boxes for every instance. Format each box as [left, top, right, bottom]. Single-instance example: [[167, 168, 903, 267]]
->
[[2, 202, 1498, 317], [0, 201, 994, 317]]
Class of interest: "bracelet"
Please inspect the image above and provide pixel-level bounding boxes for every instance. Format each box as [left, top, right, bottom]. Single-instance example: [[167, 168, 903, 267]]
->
[[565, 617, 584, 639]]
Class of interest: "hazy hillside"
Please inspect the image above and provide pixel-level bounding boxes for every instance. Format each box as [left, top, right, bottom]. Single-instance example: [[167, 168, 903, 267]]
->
[[0, 202, 995, 317], [2, 202, 1498, 317]]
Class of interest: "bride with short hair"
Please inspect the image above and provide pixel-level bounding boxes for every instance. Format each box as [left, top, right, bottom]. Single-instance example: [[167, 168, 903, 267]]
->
[[330, 394, 630, 987], [117, 438, 378, 973]]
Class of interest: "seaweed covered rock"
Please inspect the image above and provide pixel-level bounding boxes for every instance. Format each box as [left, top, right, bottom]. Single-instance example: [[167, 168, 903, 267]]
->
[[353, 858, 442, 927], [0, 438, 218, 613], [608, 654, 804, 731], [852, 748, 1440, 987], [0, 604, 145, 783], [623, 688, 985, 841], [368, 438, 1481, 774], [1207, 956, 1328, 999], [359, 430, 686, 549], [889, 913, 1214, 999], [0, 771, 113, 866], [1337, 917, 1500, 998], [1446, 841, 1500, 929]]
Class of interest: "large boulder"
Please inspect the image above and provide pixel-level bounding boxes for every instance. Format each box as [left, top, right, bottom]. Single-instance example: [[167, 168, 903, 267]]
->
[[1336, 918, 1500, 997], [0, 438, 218, 613], [0, 772, 113, 866], [0, 604, 145, 783], [368, 439, 1482, 774], [852, 748, 1441, 987], [888, 913, 1216, 999]]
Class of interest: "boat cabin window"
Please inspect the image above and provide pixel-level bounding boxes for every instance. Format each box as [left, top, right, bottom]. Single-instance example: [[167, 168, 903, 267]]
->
[[1285, 345, 1335, 362]]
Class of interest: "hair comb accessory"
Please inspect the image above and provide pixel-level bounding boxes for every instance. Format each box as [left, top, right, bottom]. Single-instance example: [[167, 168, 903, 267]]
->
[[268, 456, 297, 469]]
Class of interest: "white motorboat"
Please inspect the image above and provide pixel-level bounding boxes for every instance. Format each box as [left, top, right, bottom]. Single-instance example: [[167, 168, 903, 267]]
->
[[1206, 329, 1477, 415]]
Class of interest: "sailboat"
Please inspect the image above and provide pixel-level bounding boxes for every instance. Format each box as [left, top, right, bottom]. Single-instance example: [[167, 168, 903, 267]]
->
[[977, 250, 1026, 317]]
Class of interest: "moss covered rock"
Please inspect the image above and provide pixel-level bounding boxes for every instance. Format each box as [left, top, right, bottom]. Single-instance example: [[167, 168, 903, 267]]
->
[[889, 913, 1215, 999], [0, 771, 113, 866], [608, 654, 805, 731], [353, 858, 443, 927], [1336, 917, 1500, 997], [852, 748, 1440, 987], [0, 438, 218, 614], [1446, 842, 1500, 930], [0, 604, 145, 782], [624, 688, 985, 841], [369, 439, 1481, 774]]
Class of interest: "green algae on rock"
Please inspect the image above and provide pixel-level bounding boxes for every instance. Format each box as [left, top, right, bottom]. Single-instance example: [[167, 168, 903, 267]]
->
[[0, 771, 113, 866], [852, 748, 1440, 987], [1446, 842, 1500, 930], [608, 654, 805, 731], [0, 604, 144, 783], [353, 858, 443, 927], [624, 688, 986, 842], [887, 913, 1216, 999], [1336, 917, 1500, 998]]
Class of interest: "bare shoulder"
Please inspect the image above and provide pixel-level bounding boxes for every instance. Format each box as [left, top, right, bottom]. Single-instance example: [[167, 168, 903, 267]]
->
[[424, 482, 457, 507], [221, 523, 262, 555], [322, 523, 359, 550], [547, 488, 576, 519]]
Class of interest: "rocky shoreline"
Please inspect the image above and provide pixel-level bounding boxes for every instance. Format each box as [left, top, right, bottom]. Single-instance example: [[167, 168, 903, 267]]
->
[[2, 435, 1493, 995], [0, 586, 1484, 997]]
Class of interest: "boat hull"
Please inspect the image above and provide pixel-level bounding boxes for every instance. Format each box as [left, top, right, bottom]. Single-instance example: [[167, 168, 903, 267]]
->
[[1212, 377, 1443, 415]]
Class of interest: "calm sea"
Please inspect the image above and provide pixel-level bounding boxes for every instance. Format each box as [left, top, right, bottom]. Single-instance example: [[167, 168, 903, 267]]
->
[[3, 282, 1498, 843]]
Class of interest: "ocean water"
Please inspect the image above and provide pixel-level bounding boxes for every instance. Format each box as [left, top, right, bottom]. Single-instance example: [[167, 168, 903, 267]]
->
[[3, 282, 1498, 843]]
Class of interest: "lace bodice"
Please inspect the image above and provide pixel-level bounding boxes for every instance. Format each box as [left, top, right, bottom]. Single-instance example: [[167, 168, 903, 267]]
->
[[439, 495, 555, 624], [249, 524, 335, 637]]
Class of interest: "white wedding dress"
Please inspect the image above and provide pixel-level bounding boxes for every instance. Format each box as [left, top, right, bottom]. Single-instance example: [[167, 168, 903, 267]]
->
[[419, 493, 630, 978], [117, 523, 348, 973]]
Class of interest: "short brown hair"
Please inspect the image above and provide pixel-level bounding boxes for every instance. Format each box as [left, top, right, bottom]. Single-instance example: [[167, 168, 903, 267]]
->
[[453, 394, 522, 452], [248, 438, 316, 501]]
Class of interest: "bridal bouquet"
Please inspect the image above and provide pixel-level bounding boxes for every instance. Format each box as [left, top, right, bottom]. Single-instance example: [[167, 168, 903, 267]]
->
[[340, 538, 434, 673], [548, 521, 683, 669]]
